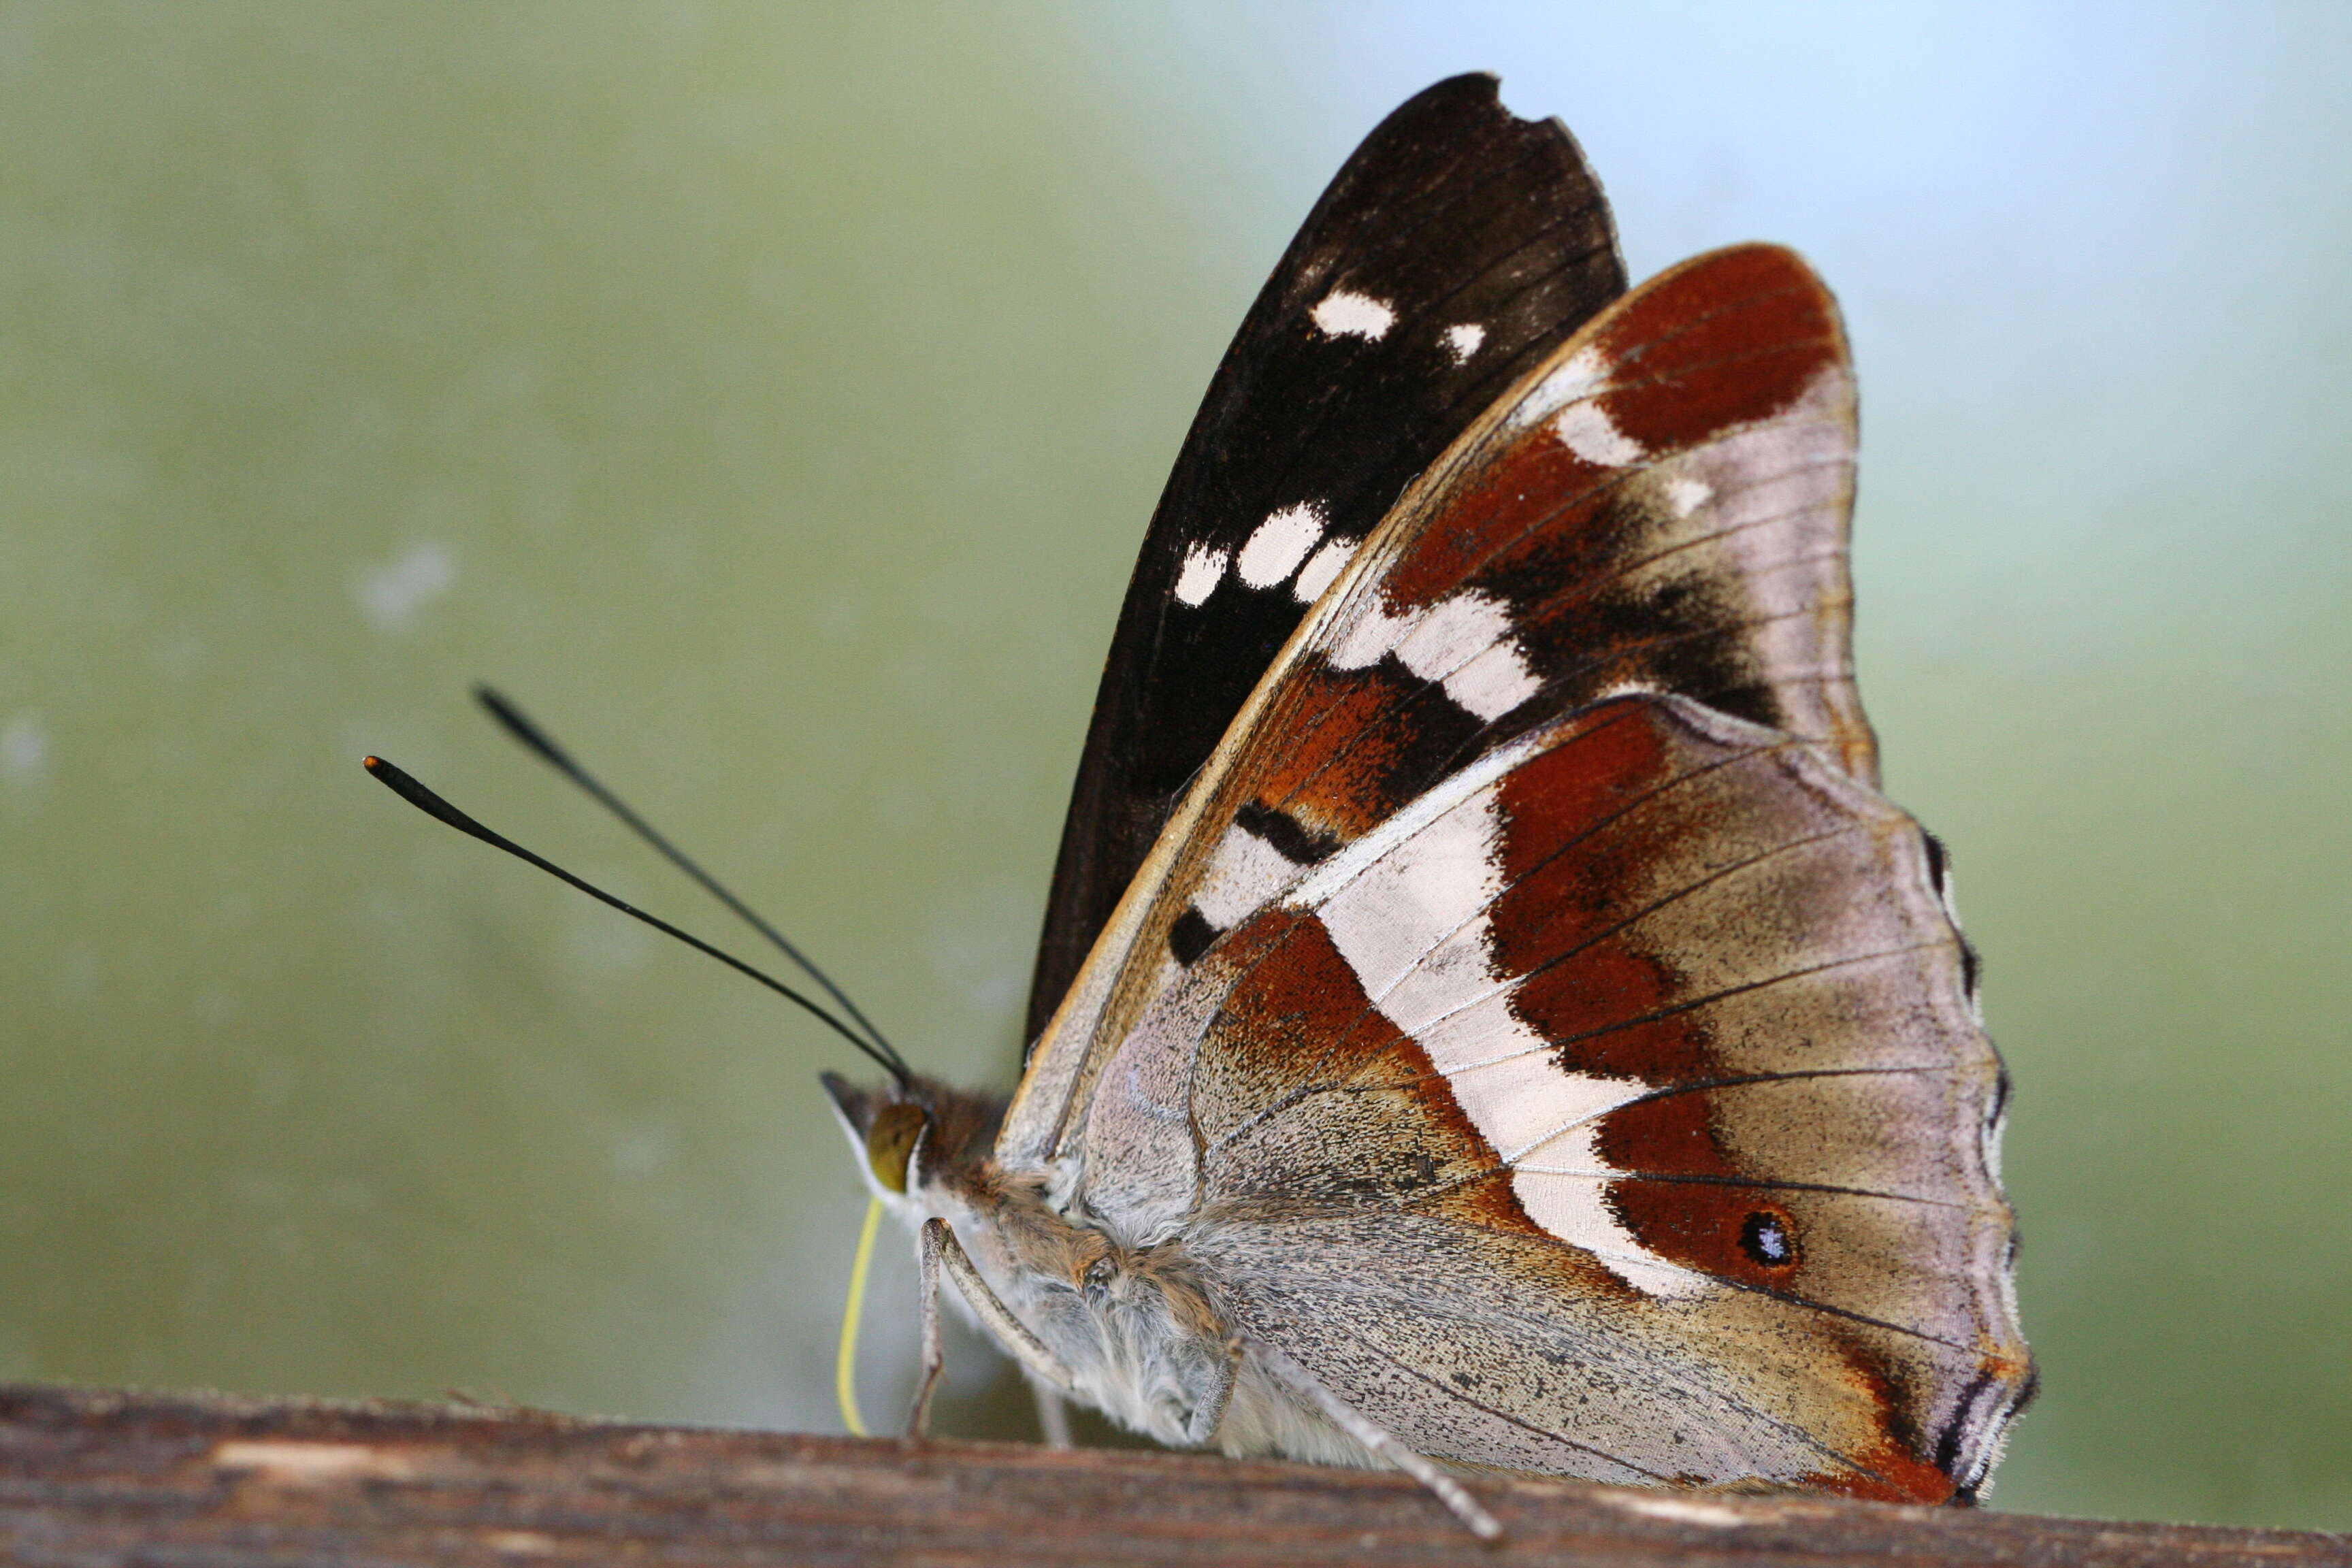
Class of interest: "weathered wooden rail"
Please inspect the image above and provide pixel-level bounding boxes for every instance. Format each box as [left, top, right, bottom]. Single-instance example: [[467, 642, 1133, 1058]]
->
[[0, 1384, 2340, 1566]]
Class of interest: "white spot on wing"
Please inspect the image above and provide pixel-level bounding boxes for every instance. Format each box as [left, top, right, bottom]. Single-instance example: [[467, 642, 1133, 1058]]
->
[[1316, 791, 1497, 1006], [1236, 503, 1325, 589], [1554, 401, 1644, 467], [1291, 536, 1353, 604], [1665, 476, 1714, 517], [1442, 642, 1543, 722], [1325, 589, 1540, 722], [1326, 595, 1414, 672], [1309, 289, 1396, 341], [1443, 323, 1486, 363], [1391, 591, 1540, 721], [1174, 543, 1228, 607], [1512, 344, 1614, 430], [1294, 742, 1710, 1299], [1390, 593, 1510, 680], [1192, 823, 1303, 930]]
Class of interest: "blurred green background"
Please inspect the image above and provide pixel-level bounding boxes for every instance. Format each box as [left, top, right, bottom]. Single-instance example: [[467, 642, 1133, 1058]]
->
[[3, 0, 2347, 1531]]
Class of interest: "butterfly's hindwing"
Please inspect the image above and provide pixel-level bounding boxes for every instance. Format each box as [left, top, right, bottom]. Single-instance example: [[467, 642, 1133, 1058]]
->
[[1083, 694, 2021, 1497], [1026, 74, 1629, 1041]]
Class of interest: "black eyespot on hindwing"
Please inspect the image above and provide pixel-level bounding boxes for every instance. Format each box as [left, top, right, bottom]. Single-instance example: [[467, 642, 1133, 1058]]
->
[[1737, 1210, 1799, 1269]]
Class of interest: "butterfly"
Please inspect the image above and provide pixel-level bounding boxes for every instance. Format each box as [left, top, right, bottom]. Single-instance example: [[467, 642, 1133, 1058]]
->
[[816, 74, 2031, 1533], [368, 71, 2031, 1540]]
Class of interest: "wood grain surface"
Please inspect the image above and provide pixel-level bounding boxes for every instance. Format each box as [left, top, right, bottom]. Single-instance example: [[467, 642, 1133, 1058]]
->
[[0, 1384, 2340, 1567]]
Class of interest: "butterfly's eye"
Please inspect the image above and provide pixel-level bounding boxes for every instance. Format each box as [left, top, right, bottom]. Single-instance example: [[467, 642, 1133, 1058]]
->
[[865, 1102, 930, 1194], [1739, 1210, 1799, 1270]]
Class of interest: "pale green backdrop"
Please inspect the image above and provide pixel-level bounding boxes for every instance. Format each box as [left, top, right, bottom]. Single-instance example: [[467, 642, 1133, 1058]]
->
[[3, 0, 2347, 1532]]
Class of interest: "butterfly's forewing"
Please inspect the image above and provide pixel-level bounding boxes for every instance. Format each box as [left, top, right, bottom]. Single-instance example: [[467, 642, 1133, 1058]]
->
[[1007, 244, 1874, 1164], [1024, 74, 1627, 1044], [1008, 244, 2028, 1495]]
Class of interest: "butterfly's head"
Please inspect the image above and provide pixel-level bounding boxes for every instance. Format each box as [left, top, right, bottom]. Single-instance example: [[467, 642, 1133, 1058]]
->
[[820, 1071, 1005, 1208]]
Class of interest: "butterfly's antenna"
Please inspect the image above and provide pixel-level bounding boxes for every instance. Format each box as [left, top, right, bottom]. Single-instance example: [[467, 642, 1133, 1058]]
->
[[470, 684, 908, 1080], [362, 755, 911, 1088]]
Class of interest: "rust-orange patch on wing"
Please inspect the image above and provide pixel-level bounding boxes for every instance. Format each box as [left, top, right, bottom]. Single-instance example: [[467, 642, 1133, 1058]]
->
[[1211, 911, 1396, 1087], [1384, 246, 1840, 614], [1486, 710, 1722, 1084], [1252, 668, 1426, 843], [1200, 912, 1557, 1232], [1386, 430, 1618, 608], [1589, 245, 1842, 456], [1592, 1090, 1799, 1290], [1489, 701, 1676, 884]]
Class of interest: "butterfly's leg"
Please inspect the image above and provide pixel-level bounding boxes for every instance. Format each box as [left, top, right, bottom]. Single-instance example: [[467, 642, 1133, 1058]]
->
[[1244, 1335, 1503, 1542], [909, 1217, 1077, 1439], [1181, 1339, 1241, 1448], [1028, 1376, 1074, 1449], [909, 1217, 947, 1438]]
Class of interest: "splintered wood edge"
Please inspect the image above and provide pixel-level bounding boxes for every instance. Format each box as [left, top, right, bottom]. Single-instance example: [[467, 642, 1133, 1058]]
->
[[0, 1384, 2339, 1567]]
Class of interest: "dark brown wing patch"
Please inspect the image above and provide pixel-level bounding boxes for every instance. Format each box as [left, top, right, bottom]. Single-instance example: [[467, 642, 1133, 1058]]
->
[[1026, 75, 1627, 1043]]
